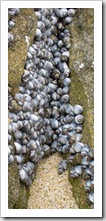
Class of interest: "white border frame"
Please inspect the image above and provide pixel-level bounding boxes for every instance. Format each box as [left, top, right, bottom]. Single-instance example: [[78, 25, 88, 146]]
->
[[1, 1, 102, 218]]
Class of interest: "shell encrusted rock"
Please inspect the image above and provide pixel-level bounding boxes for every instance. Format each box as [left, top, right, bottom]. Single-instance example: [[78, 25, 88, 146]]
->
[[8, 8, 94, 207]]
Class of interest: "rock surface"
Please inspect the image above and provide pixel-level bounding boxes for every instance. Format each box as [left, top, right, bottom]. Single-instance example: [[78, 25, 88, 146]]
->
[[28, 153, 78, 209], [8, 8, 94, 209], [8, 8, 37, 209], [68, 8, 94, 209], [69, 8, 94, 148], [8, 8, 37, 97], [8, 161, 29, 209]]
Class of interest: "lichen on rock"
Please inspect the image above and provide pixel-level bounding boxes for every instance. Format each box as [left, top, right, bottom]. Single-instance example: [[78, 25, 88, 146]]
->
[[8, 8, 37, 209], [8, 8, 37, 97], [68, 8, 94, 209]]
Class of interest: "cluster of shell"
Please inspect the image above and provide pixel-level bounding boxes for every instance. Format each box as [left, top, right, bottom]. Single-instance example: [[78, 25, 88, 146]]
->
[[8, 8, 20, 46], [8, 8, 94, 204]]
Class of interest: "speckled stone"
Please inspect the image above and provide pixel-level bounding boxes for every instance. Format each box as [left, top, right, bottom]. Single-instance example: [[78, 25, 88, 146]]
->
[[28, 153, 78, 209], [8, 9, 37, 97], [69, 8, 94, 148]]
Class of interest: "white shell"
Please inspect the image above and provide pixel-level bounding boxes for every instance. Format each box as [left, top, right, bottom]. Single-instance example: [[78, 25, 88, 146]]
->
[[75, 115, 84, 124]]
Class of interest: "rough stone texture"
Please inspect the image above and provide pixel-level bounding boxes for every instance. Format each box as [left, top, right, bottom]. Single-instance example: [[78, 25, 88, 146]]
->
[[8, 161, 29, 209], [8, 8, 37, 97], [8, 162, 20, 209], [28, 153, 78, 209], [8, 8, 37, 209], [69, 8, 94, 147], [68, 8, 94, 209]]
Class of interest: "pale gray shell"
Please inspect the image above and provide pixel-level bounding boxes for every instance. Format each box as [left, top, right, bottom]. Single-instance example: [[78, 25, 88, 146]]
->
[[74, 105, 83, 115], [19, 169, 28, 182], [67, 155, 74, 164], [74, 165, 83, 175], [63, 16, 72, 24], [72, 142, 82, 153], [8, 8, 20, 16], [22, 101, 31, 112], [43, 145, 50, 156], [63, 36, 71, 49], [58, 135, 67, 144], [84, 168, 94, 177], [13, 130, 22, 140], [88, 192, 94, 203], [44, 61, 54, 71], [52, 107, 60, 118], [68, 9, 76, 17], [35, 28, 42, 38], [62, 87, 70, 94], [81, 156, 89, 166], [51, 119, 59, 129], [8, 154, 14, 164], [81, 145, 90, 156], [75, 133, 82, 142], [8, 19, 15, 29], [76, 125, 83, 133], [75, 115, 84, 124], [48, 83, 57, 93], [61, 94, 69, 103], [61, 145, 69, 153], [58, 160, 68, 174], [55, 8, 68, 18], [64, 78, 71, 87], [15, 155, 24, 164]]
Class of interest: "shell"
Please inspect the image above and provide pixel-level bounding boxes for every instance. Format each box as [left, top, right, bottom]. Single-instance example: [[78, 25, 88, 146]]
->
[[62, 87, 70, 94], [62, 145, 69, 153], [52, 92, 60, 101], [13, 130, 22, 140], [74, 165, 83, 175], [8, 33, 14, 46], [72, 142, 82, 153], [15, 155, 24, 164], [76, 125, 83, 133], [8, 134, 12, 142], [52, 107, 60, 119], [88, 192, 94, 203], [63, 36, 71, 49], [74, 105, 83, 115], [67, 155, 74, 164], [58, 135, 67, 144], [64, 78, 71, 87], [22, 101, 31, 112], [51, 119, 59, 129], [63, 16, 72, 24], [8, 8, 20, 16], [58, 160, 68, 174], [81, 145, 90, 156], [81, 156, 89, 166], [64, 115, 74, 124], [43, 145, 50, 156], [84, 168, 94, 177], [55, 8, 68, 18], [61, 51, 69, 62], [68, 9, 76, 17], [8, 154, 14, 164], [75, 133, 82, 142], [48, 83, 57, 93], [8, 19, 15, 29], [19, 169, 28, 182], [35, 28, 42, 39], [61, 94, 69, 103], [51, 16, 58, 25], [75, 115, 84, 124]]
